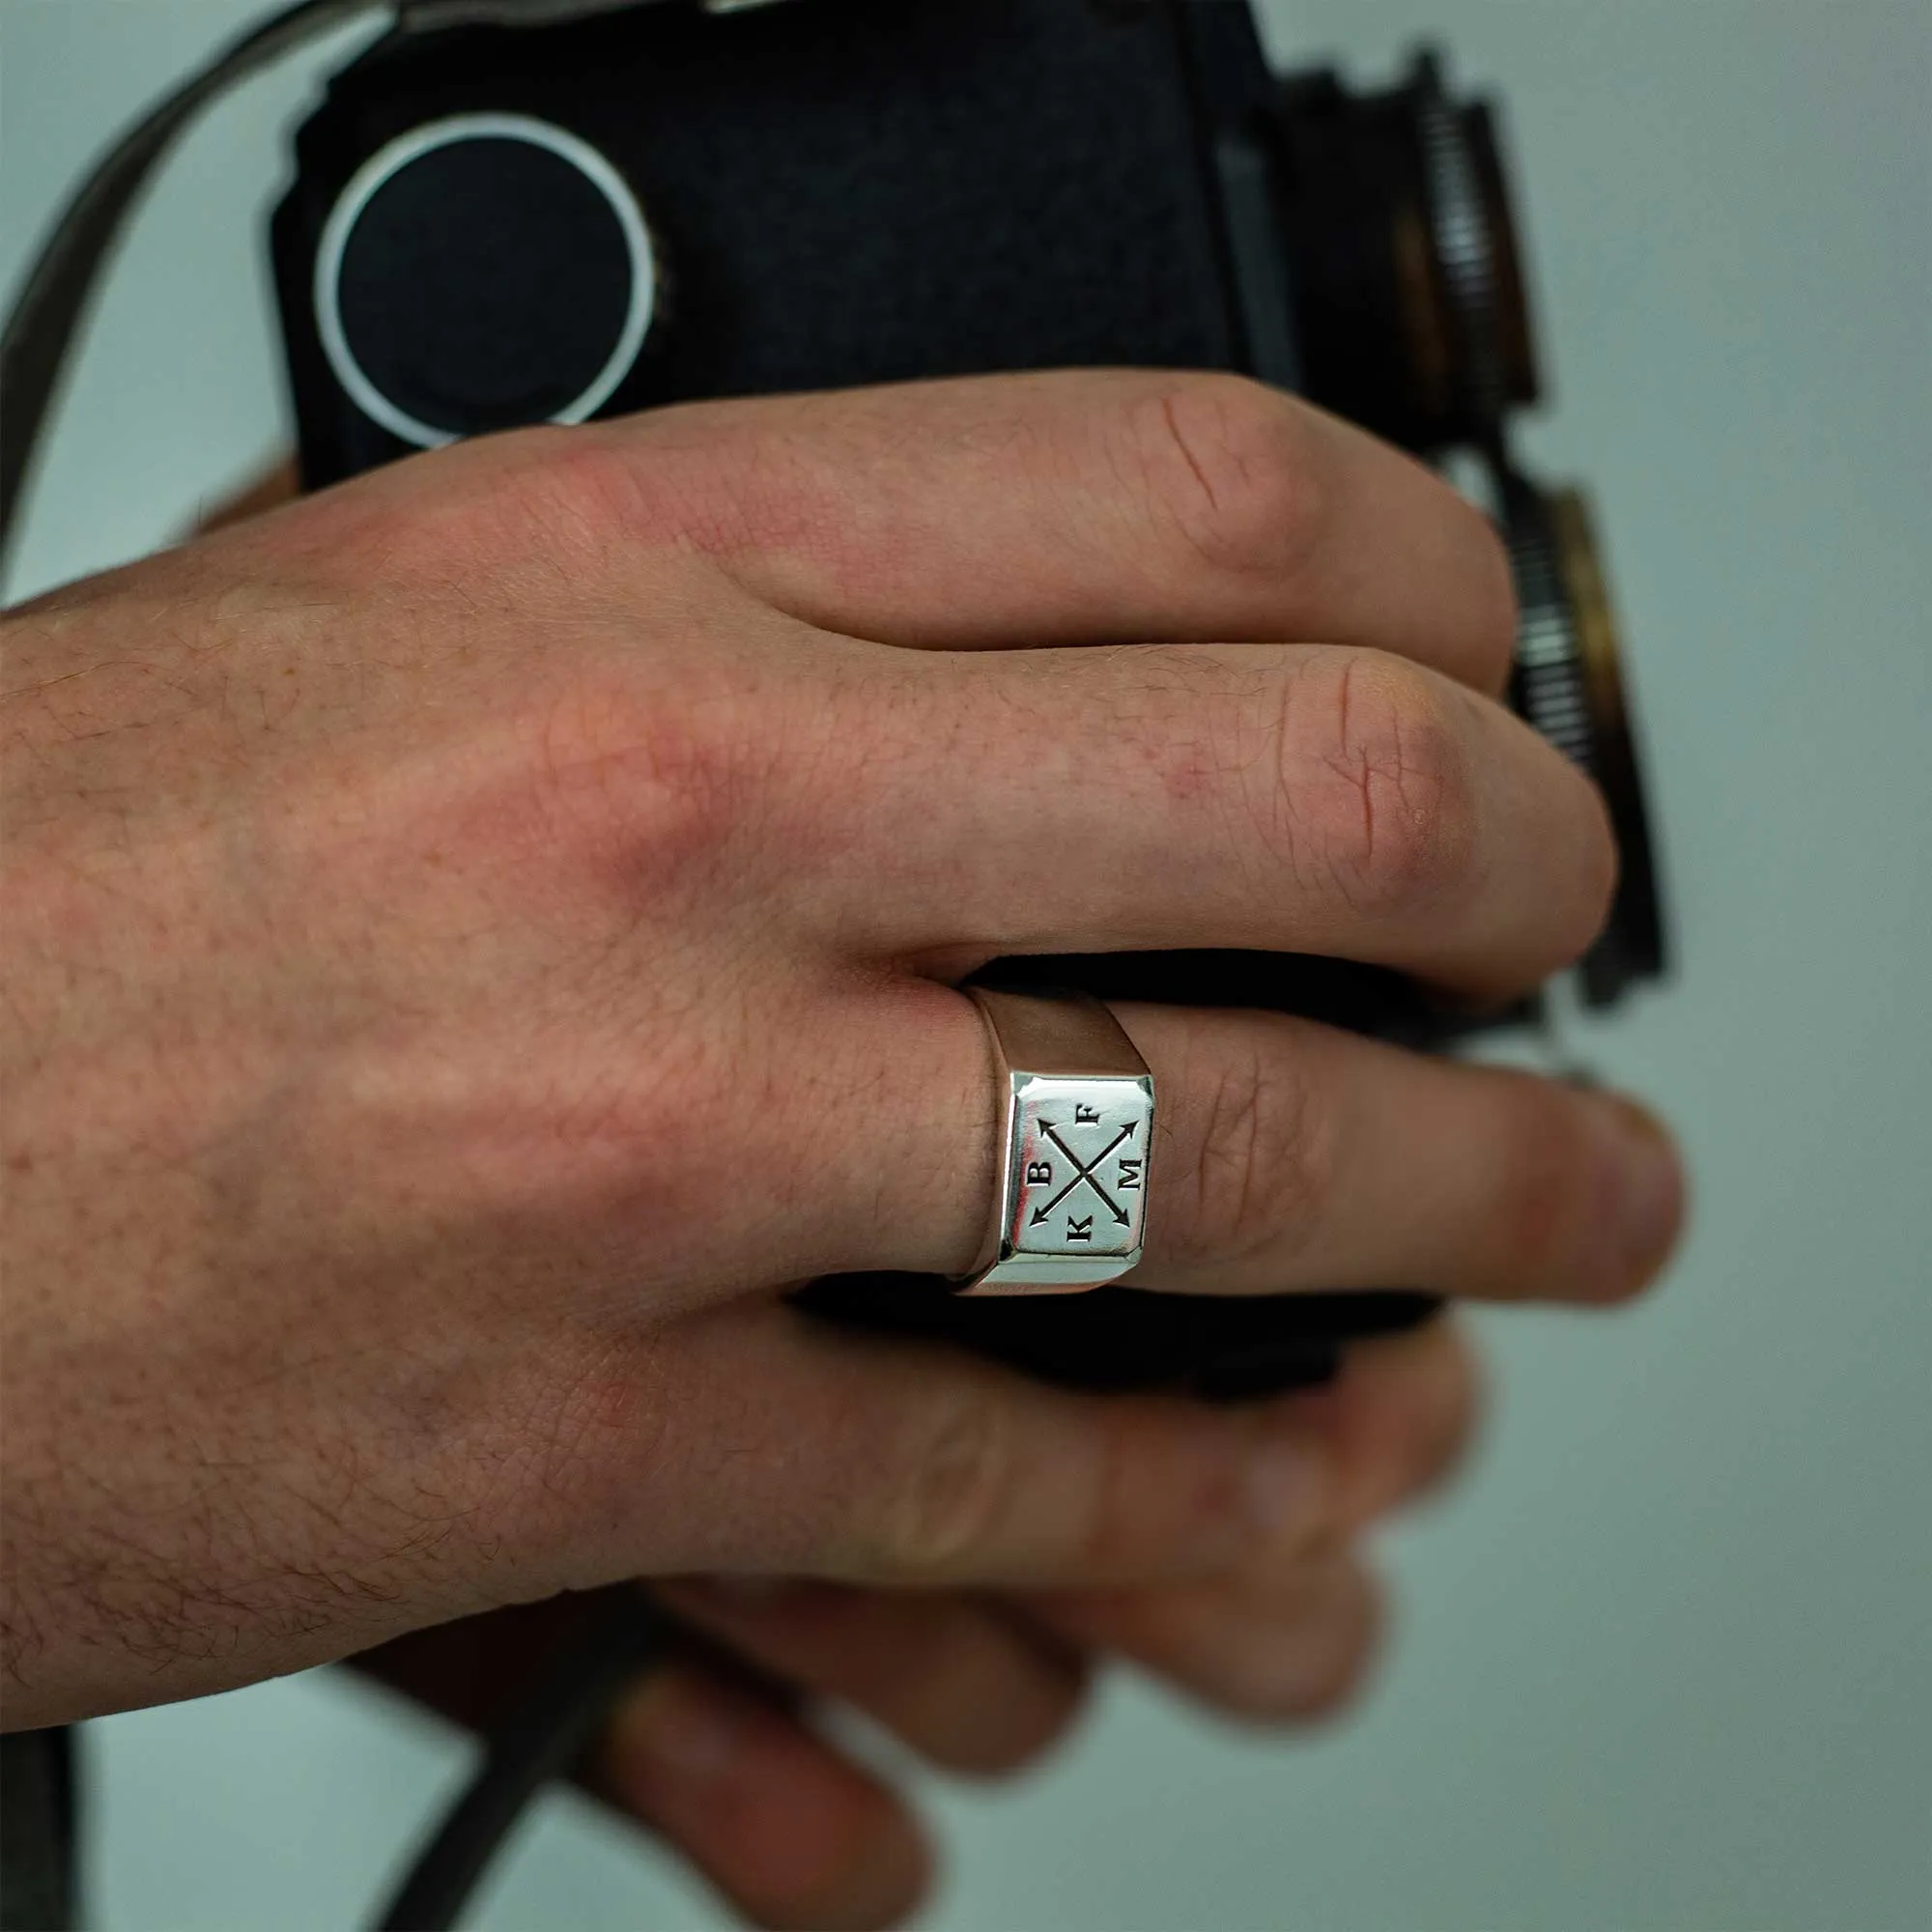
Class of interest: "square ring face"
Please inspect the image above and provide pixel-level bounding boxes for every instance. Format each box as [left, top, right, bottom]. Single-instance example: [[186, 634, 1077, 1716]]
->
[[1000, 1073, 1155, 1266]]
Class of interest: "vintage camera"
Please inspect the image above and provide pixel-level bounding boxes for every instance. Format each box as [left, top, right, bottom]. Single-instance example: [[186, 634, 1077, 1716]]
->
[[271, 0, 1665, 1399]]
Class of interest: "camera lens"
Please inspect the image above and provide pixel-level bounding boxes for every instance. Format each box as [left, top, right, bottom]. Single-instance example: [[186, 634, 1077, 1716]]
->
[[1271, 50, 1540, 453], [1501, 479, 1666, 1006]]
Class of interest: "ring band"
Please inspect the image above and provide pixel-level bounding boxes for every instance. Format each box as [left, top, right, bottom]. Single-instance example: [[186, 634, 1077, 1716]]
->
[[956, 987, 1156, 1297]]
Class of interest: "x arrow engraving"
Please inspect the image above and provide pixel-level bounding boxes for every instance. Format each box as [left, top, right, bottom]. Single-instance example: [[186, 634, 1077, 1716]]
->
[[1029, 1122, 1136, 1229]]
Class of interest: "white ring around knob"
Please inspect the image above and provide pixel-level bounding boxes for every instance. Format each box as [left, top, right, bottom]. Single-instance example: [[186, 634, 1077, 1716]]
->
[[313, 111, 657, 450]]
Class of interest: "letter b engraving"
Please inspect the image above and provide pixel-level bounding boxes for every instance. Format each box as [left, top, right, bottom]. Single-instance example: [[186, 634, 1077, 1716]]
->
[[1026, 1161, 1053, 1185]]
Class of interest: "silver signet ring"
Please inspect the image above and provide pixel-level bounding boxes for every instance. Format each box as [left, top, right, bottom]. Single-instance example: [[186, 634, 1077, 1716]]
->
[[956, 987, 1156, 1297]]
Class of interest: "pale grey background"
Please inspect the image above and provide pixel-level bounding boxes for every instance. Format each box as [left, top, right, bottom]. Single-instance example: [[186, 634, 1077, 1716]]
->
[[4, 2, 1929, 1927]]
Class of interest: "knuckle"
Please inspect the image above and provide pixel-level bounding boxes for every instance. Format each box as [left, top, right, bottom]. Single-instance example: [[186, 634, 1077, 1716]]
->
[[1213, 1567, 1384, 1725], [301, 427, 656, 586], [511, 406, 852, 571], [497, 1345, 677, 1570], [512, 427, 646, 536], [471, 420, 751, 570], [1412, 1326, 1486, 1493], [521, 674, 757, 885], [500, 426, 700, 561], [924, 1655, 1090, 1778], [878, 1388, 1018, 1577], [1283, 652, 1480, 919], [960, 1693, 1086, 1778], [1485, 1078, 1615, 1293], [1468, 514, 1515, 688], [1065, 1405, 1201, 1577], [1457, 504, 1521, 694], [1288, 1572, 1384, 1722], [1166, 1025, 1338, 1275], [1325, 1325, 1487, 1525], [1572, 778, 1624, 952], [1359, 1323, 1486, 1510], [1128, 375, 1331, 580]]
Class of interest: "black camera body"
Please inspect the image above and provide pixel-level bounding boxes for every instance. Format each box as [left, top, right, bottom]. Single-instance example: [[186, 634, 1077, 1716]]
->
[[281, 0, 1297, 475], [276, 0, 1528, 469], [271, 0, 1665, 1399]]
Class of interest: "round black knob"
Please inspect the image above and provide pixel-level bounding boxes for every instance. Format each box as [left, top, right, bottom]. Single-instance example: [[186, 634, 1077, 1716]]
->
[[315, 113, 656, 447]]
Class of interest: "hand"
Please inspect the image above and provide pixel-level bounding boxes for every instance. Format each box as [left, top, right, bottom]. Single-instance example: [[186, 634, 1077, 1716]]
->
[[0, 372, 1683, 1735], [360, 1318, 1475, 1931], [205, 456, 1477, 1932]]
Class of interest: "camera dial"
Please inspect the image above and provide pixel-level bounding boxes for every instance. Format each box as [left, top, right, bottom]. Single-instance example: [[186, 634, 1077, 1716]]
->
[[313, 112, 657, 446]]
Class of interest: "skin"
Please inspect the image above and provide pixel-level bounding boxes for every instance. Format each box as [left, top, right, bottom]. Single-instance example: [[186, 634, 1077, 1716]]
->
[[0, 371, 1684, 1926]]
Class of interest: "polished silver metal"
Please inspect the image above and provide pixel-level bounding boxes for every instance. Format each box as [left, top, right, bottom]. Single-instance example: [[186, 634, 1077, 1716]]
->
[[957, 988, 1155, 1297]]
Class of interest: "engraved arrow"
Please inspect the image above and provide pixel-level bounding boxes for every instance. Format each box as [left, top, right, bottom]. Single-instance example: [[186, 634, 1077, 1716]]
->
[[1030, 1122, 1135, 1228]]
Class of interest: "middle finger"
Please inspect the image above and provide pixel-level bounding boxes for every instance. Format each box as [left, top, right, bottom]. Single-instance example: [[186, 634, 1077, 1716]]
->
[[824, 639, 1615, 1006]]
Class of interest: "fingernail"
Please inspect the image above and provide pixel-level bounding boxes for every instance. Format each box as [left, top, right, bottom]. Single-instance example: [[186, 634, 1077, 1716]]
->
[[1243, 1429, 1329, 1542], [611, 1673, 746, 1786], [1596, 1094, 1686, 1279]]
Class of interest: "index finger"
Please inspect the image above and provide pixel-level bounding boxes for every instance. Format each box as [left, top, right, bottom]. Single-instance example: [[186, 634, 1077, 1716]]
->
[[579, 370, 1518, 692]]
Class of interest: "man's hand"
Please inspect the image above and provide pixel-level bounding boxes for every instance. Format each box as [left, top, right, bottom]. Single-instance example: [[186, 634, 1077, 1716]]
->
[[0, 373, 1682, 1748], [359, 1313, 1477, 1932]]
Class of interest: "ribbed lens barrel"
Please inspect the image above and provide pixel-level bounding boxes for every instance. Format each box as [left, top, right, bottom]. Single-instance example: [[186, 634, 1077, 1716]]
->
[[1502, 481, 1667, 1006], [1270, 51, 1541, 454]]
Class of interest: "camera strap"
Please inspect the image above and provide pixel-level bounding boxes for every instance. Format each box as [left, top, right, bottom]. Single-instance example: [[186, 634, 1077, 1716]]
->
[[1, 0, 379, 583], [0, 0, 688, 589]]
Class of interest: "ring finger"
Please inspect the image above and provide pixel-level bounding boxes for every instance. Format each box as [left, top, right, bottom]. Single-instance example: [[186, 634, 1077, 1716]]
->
[[820, 984, 1684, 1304]]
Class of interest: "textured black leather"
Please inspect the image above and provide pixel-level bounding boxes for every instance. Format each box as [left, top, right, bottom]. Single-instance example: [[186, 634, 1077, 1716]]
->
[[277, 0, 1258, 484]]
